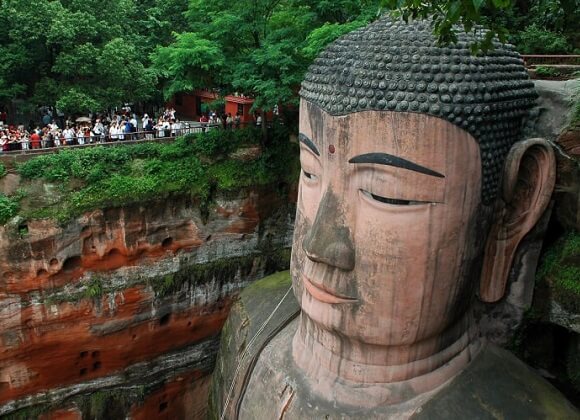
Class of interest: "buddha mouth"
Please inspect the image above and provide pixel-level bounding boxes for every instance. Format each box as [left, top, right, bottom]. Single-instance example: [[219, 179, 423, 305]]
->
[[303, 276, 357, 304]]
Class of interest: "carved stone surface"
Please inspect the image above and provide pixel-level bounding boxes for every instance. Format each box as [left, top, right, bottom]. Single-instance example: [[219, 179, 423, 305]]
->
[[210, 16, 577, 419], [526, 80, 579, 231], [300, 15, 538, 204], [211, 273, 579, 419]]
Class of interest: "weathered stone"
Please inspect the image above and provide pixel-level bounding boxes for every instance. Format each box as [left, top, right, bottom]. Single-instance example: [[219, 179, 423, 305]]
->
[[477, 203, 553, 346], [528, 80, 577, 141], [212, 15, 576, 418], [548, 301, 580, 334], [526, 79, 580, 231], [213, 274, 578, 419], [209, 271, 299, 419], [554, 127, 580, 231], [0, 173, 20, 196], [300, 15, 537, 204], [3, 339, 218, 418], [0, 186, 296, 418]]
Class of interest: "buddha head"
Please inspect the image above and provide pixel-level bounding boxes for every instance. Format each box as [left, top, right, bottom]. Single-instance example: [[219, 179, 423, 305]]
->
[[290, 16, 555, 392]]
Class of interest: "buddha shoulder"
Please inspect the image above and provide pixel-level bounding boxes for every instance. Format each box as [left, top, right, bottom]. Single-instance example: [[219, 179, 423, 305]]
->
[[210, 272, 578, 419]]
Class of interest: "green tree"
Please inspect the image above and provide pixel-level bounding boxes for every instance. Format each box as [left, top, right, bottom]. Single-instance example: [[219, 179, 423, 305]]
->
[[381, 0, 579, 53], [381, 0, 515, 52], [152, 0, 381, 115], [0, 0, 189, 119], [511, 0, 579, 54]]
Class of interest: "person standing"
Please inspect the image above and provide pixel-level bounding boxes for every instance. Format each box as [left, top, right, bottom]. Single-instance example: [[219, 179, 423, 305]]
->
[[162, 118, 171, 137], [119, 121, 126, 140], [30, 129, 41, 149], [130, 114, 138, 138], [63, 126, 75, 146], [92, 119, 104, 143], [77, 126, 86, 145], [0, 134, 8, 153], [170, 119, 182, 137], [109, 122, 118, 141], [124, 119, 133, 140], [145, 118, 154, 139], [141, 114, 150, 138]]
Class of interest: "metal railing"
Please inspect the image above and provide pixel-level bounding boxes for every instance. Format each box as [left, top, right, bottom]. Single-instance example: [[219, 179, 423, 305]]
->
[[521, 55, 580, 67], [0, 124, 227, 155]]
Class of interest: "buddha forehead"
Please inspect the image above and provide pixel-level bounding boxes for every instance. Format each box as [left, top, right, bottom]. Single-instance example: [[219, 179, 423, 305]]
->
[[299, 16, 537, 204], [299, 101, 475, 196]]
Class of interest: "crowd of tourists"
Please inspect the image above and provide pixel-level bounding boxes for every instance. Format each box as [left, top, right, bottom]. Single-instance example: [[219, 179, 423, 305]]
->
[[0, 105, 259, 153], [200, 111, 244, 129], [0, 107, 193, 153]]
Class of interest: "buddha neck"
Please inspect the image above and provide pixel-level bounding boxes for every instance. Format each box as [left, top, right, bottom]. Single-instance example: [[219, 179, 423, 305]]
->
[[291, 310, 481, 406]]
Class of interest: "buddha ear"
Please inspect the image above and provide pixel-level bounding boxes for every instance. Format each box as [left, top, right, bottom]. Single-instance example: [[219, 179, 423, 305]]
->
[[479, 138, 556, 303]]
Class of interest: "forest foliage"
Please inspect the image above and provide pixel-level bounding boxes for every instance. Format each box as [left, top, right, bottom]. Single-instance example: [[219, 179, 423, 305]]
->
[[0, 0, 577, 117]]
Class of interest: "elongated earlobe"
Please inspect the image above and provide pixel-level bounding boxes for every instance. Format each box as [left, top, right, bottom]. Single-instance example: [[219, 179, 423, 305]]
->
[[480, 138, 556, 303]]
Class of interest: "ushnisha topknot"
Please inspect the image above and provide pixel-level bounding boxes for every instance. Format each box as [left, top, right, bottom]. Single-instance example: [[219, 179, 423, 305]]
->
[[299, 15, 537, 204]]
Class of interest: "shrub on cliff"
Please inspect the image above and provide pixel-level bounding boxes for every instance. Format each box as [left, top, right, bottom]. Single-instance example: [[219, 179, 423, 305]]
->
[[0, 193, 19, 224], [537, 231, 580, 314], [12, 125, 298, 224]]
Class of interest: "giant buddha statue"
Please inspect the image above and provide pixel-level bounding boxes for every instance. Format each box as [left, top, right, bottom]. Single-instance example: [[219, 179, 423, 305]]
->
[[210, 16, 578, 419]]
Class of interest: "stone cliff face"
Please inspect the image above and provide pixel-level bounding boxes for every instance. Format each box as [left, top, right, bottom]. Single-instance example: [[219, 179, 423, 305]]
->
[[0, 186, 295, 418]]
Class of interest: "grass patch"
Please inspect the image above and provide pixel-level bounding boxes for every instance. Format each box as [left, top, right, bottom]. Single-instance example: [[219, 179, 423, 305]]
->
[[535, 65, 561, 78], [537, 231, 580, 313], [2, 404, 49, 420], [149, 254, 261, 298], [84, 277, 104, 299]]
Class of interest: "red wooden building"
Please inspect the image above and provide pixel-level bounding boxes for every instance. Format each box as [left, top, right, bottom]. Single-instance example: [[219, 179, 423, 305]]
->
[[167, 90, 256, 123]]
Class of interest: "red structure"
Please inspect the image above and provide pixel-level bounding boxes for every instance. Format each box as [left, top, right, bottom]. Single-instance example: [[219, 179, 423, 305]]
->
[[167, 90, 256, 123]]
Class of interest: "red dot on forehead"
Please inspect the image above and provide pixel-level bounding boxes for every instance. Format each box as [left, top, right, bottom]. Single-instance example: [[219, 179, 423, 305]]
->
[[329, 144, 335, 154]]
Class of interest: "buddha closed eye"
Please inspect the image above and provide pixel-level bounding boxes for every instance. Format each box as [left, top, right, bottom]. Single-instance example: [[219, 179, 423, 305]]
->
[[349, 152, 445, 206], [299, 132, 446, 206]]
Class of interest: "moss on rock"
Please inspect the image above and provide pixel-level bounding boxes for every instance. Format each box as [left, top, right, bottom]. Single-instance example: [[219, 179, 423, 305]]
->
[[537, 231, 580, 314], [2, 125, 298, 226]]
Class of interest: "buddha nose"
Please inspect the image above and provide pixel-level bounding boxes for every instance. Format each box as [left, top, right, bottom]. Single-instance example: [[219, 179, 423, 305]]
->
[[302, 188, 355, 271]]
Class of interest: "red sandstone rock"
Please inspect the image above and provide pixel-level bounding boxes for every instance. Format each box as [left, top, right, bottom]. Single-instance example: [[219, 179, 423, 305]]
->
[[0, 187, 295, 418], [0, 285, 231, 403], [40, 407, 82, 420], [131, 371, 211, 419]]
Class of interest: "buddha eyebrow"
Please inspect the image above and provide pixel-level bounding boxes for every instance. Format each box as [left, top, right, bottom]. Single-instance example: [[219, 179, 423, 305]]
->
[[298, 133, 320, 156], [348, 153, 445, 178]]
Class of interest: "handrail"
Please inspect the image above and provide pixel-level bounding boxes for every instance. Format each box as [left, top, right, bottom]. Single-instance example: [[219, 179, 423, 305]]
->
[[0, 124, 233, 155], [521, 55, 580, 66]]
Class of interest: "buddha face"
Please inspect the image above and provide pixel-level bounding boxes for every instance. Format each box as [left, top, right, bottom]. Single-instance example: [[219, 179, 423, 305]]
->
[[291, 100, 487, 346]]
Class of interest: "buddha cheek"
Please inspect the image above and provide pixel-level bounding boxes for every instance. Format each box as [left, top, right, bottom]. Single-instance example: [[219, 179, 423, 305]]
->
[[290, 210, 311, 300], [352, 204, 437, 344]]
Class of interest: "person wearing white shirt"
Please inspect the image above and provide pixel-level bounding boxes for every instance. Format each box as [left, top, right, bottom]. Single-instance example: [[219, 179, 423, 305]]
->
[[63, 127, 75, 145], [92, 120, 104, 143], [109, 123, 118, 141], [76, 127, 85, 145]]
